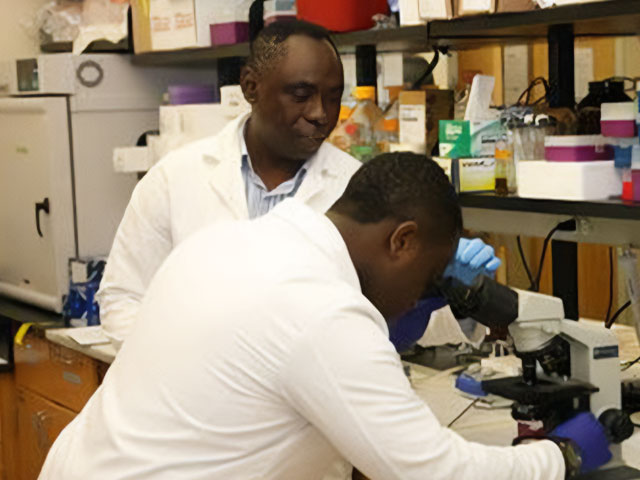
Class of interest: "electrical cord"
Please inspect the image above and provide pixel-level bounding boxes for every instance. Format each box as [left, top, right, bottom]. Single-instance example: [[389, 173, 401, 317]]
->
[[606, 300, 632, 329], [381, 46, 447, 116], [410, 49, 441, 91], [516, 235, 535, 289], [622, 353, 640, 371], [530, 225, 560, 291], [606, 246, 614, 324], [447, 398, 479, 428], [532, 219, 577, 292], [516, 77, 550, 106], [516, 220, 576, 292]]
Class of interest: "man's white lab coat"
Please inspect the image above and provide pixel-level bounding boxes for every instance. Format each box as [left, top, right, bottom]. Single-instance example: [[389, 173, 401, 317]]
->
[[97, 110, 361, 349], [40, 200, 563, 480]]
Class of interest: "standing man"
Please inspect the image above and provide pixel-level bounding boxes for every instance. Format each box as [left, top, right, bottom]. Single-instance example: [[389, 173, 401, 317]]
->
[[97, 21, 360, 348], [41, 154, 607, 480], [97, 20, 499, 350]]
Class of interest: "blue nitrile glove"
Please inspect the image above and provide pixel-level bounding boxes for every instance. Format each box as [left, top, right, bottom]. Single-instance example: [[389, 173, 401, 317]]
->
[[551, 411, 612, 474], [389, 297, 448, 352], [443, 238, 501, 286]]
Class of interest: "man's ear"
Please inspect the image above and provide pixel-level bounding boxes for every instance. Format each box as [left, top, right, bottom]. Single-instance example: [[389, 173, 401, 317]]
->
[[388, 221, 419, 260], [240, 66, 259, 105]]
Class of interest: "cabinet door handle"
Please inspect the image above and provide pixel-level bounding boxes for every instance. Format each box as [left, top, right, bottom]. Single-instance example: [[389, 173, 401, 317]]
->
[[35, 197, 50, 237]]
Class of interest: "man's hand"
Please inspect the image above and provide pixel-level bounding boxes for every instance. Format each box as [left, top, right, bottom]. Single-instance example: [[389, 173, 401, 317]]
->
[[443, 238, 501, 286], [551, 412, 612, 476]]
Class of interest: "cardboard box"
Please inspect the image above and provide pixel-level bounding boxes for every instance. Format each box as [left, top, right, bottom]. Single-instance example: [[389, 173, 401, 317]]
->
[[130, 0, 153, 53], [439, 120, 471, 158], [439, 119, 502, 158], [434, 157, 496, 193], [399, 91, 427, 153], [194, 0, 219, 47], [458, 0, 496, 15], [150, 0, 198, 51], [399, 0, 424, 26], [496, 0, 537, 11], [418, 0, 454, 19]]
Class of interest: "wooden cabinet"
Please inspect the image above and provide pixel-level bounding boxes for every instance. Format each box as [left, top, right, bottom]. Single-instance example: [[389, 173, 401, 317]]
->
[[4, 330, 108, 480], [14, 331, 100, 412], [15, 387, 76, 480], [0, 372, 17, 480]]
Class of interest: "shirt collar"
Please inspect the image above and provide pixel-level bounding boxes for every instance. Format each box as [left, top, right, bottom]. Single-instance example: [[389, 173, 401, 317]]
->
[[240, 124, 315, 194]]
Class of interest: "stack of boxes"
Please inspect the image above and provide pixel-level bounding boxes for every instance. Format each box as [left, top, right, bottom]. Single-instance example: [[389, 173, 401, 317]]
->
[[435, 75, 500, 194], [435, 119, 500, 193], [130, 0, 257, 52], [604, 101, 639, 202]]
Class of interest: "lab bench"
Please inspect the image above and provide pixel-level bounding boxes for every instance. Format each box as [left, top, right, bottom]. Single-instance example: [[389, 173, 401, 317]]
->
[[5, 313, 640, 479], [406, 319, 640, 479]]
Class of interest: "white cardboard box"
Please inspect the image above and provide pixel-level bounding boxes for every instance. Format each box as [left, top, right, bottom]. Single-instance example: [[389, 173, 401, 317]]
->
[[517, 160, 622, 201], [459, 0, 496, 15], [194, 0, 219, 47], [150, 0, 198, 51], [419, 0, 454, 20], [399, 0, 424, 25]]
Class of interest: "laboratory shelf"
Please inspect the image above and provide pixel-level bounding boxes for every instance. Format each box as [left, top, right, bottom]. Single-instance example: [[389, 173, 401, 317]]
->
[[132, 42, 251, 67], [41, 39, 129, 54], [429, 0, 640, 48], [130, 0, 640, 65], [131, 25, 430, 66], [459, 193, 640, 221]]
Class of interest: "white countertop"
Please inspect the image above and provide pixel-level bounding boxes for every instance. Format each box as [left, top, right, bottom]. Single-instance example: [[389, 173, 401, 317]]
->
[[45, 327, 117, 364]]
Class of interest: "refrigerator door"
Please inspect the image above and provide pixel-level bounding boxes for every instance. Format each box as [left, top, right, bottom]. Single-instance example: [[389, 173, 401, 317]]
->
[[0, 97, 75, 312], [71, 109, 153, 257]]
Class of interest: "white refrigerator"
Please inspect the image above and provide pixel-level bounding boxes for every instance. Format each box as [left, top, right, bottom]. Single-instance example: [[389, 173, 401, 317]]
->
[[0, 53, 215, 312]]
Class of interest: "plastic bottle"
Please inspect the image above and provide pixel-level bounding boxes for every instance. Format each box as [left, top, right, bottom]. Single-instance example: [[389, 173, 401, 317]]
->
[[494, 125, 516, 195], [577, 79, 632, 135], [329, 86, 382, 162], [375, 86, 401, 153], [633, 152, 640, 202], [375, 118, 399, 153]]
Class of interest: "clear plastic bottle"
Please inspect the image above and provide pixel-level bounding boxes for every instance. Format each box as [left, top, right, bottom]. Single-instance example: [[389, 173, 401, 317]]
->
[[375, 118, 399, 153], [329, 86, 382, 162], [494, 127, 516, 196]]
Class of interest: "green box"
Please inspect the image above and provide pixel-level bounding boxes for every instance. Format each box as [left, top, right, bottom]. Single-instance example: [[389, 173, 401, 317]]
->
[[439, 120, 471, 159], [439, 119, 503, 159]]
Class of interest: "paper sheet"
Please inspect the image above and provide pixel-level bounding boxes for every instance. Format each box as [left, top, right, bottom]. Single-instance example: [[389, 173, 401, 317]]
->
[[66, 326, 111, 346]]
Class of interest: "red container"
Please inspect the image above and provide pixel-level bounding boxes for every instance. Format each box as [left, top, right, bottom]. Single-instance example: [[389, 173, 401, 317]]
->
[[297, 0, 389, 32]]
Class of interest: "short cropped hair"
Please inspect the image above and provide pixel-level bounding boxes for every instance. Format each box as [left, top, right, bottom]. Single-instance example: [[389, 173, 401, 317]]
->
[[330, 152, 462, 244], [246, 20, 339, 76]]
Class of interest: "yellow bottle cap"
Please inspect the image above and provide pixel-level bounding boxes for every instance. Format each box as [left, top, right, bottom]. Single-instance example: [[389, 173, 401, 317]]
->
[[353, 86, 376, 101], [339, 105, 353, 122]]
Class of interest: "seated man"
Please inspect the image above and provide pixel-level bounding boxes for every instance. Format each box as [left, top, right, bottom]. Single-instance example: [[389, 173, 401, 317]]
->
[[40, 153, 606, 479]]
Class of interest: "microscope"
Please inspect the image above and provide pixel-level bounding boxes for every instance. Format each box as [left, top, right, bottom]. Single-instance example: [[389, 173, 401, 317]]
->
[[439, 276, 639, 478]]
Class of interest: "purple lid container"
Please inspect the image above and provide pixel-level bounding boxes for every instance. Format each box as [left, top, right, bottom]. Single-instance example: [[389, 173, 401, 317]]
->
[[601, 120, 637, 138], [168, 85, 218, 105], [544, 135, 614, 162]]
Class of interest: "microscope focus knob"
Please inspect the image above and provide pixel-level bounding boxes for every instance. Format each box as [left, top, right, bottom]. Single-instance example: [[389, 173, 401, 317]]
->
[[599, 409, 634, 443]]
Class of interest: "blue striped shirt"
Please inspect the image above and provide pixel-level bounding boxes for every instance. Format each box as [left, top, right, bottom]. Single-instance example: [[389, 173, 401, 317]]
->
[[240, 137, 309, 219]]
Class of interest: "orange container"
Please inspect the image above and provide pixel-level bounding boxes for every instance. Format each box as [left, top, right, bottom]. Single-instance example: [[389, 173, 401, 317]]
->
[[297, 0, 390, 32]]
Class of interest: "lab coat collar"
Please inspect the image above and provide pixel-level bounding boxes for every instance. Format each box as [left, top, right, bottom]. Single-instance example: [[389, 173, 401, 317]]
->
[[272, 199, 361, 293], [203, 111, 252, 219], [202, 111, 343, 219]]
